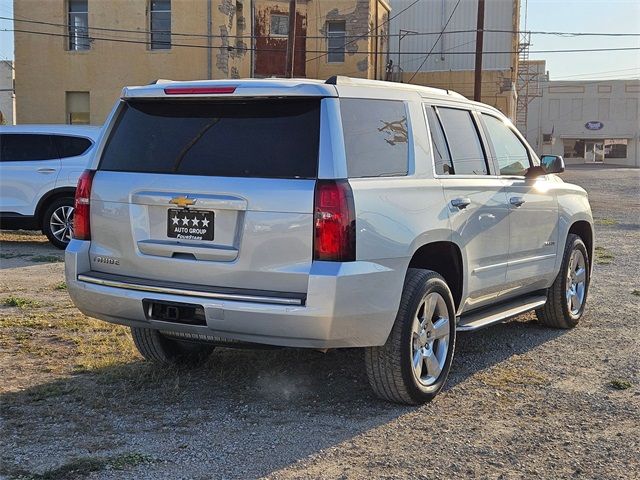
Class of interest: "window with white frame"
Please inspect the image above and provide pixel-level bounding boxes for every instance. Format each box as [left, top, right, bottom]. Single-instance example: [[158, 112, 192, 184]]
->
[[327, 21, 346, 63], [68, 0, 89, 51], [150, 0, 171, 50]]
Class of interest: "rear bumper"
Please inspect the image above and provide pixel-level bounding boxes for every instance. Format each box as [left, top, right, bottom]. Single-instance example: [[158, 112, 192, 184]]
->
[[65, 240, 405, 348]]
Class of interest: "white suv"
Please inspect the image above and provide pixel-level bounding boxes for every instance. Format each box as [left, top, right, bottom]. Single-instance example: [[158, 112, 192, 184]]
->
[[65, 78, 593, 404], [0, 125, 101, 248]]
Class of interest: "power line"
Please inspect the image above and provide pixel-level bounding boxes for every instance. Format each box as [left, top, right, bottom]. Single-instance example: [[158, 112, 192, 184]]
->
[[3, 16, 640, 39], [408, 0, 462, 83], [6, 28, 640, 56]]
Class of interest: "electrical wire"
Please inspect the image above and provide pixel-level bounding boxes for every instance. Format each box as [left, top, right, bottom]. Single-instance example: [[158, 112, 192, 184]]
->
[[7, 28, 639, 56], [3, 16, 640, 39]]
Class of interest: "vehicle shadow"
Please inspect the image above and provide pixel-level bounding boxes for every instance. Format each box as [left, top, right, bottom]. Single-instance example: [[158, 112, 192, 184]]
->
[[0, 316, 565, 478]]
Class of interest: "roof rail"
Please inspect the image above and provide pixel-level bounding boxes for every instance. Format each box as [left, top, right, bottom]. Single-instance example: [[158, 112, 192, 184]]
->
[[324, 75, 466, 99]]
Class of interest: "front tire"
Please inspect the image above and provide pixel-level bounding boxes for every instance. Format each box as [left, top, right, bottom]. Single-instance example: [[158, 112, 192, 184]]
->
[[365, 269, 457, 405], [536, 233, 590, 329], [131, 327, 215, 364], [42, 197, 75, 249]]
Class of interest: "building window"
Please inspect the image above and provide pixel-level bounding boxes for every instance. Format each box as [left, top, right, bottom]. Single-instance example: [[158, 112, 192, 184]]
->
[[68, 0, 89, 51], [563, 138, 628, 161], [563, 139, 584, 159], [327, 21, 346, 63], [66, 92, 90, 124], [150, 0, 171, 50], [270, 14, 289, 36], [604, 139, 627, 159]]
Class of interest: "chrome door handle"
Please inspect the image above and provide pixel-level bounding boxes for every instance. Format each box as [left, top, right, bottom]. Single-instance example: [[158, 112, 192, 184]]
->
[[37, 168, 57, 174], [451, 198, 472, 210], [510, 196, 526, 207]]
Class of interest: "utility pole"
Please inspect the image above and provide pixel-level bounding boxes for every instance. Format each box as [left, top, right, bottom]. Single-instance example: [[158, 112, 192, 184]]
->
[[285, 0, 297, 78], [473, 0, 485, 102]]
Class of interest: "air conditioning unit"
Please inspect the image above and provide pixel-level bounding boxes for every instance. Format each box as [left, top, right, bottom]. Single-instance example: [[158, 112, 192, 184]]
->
[[542, 134, 555, 145]]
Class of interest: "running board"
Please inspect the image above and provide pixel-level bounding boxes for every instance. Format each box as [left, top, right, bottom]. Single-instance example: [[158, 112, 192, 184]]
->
[[457, 295, 547, 332]]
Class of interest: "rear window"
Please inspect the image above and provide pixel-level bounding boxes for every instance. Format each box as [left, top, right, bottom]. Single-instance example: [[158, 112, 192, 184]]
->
[[340, 99, 409, 177], [99, 99, 320, 178], [0, 134, 58, 161], [55, 135, 93, 159]]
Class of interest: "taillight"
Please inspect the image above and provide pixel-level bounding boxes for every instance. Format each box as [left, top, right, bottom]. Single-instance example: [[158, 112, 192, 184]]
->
[[313, 179, 356, 262], [73, 169, 95, 240]]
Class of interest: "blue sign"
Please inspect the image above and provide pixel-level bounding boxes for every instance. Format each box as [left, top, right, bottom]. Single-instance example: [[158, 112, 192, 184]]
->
[[585, 121, 604, 130]]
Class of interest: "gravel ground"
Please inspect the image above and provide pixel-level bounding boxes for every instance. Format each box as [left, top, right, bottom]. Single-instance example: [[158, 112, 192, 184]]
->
[[1, 166, 639, 480]]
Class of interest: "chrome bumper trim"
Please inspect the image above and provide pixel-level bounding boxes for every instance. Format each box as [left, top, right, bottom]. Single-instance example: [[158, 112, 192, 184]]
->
[[77, 274, 304, 306]]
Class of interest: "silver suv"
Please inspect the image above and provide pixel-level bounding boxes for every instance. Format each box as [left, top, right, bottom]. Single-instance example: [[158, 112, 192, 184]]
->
[[65, 77, 593, 404]]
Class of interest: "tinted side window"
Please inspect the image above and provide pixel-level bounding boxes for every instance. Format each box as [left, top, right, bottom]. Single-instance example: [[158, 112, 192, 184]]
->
[[437, 108, 488, 175], [481, 114, 531, 176], [55, 135, 93, 158], [0, 134, 58, 162], [100, 99, 320, 179], [341, 99, 409, 178], [425, 105, 453, 175]]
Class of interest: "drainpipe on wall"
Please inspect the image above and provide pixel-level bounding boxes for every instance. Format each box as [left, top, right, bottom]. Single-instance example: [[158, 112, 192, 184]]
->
[[207, 0, 212, 79], [374, 0, 379, 80]]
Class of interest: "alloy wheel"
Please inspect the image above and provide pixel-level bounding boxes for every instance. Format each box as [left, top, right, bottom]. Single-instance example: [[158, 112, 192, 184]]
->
[[566, 249, 587, 316], [49, 205, 74, 244], [410, 292, 450, 386]]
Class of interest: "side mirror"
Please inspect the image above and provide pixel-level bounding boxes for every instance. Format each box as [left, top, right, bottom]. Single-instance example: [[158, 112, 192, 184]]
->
[[540, 155, 565, 174]]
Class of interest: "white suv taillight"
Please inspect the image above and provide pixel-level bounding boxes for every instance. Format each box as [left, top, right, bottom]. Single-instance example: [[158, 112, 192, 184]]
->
[[313, 179, 356, 262], [73, 169, 95, 240]]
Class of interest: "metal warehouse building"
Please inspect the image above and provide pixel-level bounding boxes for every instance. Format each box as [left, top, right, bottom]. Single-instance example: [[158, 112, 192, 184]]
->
[[526, 79, 640, 167]]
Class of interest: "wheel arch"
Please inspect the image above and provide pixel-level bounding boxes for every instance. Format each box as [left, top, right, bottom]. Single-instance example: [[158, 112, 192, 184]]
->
[[35, 187, 76, 225], [568, 220, 594, 271], [407, 241, 464, 311]]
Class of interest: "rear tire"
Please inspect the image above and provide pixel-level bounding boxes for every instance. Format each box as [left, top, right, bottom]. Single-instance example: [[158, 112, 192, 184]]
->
[[131, 327, 214, 364], [365, 269, 457, 405], [42, 197, 75, 249], [536, 233, 590, 329]]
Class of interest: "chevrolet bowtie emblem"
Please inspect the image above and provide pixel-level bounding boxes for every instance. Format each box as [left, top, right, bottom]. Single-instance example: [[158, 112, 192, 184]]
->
[[169, 196, 196, 208]]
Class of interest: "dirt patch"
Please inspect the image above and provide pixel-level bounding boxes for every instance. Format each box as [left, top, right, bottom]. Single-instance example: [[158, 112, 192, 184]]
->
[[1, 168, 639, 479]]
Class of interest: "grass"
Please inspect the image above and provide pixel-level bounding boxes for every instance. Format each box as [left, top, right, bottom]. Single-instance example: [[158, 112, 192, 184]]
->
[[477, 365, 549, 393], [594, 246, 614, 265], [2, 296, 41, 309], [9, 452, 153, 480], [30, 255, 64, 263], [594, 217, 618, 226], [0, 252, 31, 259], [54, 281, 67, 291], [609, 379, 633, 390]]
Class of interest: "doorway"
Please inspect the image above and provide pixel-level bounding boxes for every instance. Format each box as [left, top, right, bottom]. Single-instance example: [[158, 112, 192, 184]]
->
[[584, 141, 604, 163]]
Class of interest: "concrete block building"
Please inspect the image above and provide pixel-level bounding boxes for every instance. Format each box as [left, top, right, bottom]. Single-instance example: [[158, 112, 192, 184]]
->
[[525, 79, 640, 167]]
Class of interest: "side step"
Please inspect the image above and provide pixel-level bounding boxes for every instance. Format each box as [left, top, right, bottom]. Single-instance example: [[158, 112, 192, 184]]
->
[[457, 295, 547, 332]]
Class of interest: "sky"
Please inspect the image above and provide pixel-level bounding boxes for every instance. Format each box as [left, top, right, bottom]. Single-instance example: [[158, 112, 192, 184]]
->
[[0, 0, 639, 80], [524, 0, 640, 80]]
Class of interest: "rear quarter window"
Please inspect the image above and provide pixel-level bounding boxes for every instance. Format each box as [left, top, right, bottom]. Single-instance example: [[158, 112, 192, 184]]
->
[[55, 135, 93, 159], [99, 99, 320, 179], [340, 99, 409, 178], [0, 134, 58, 162]]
